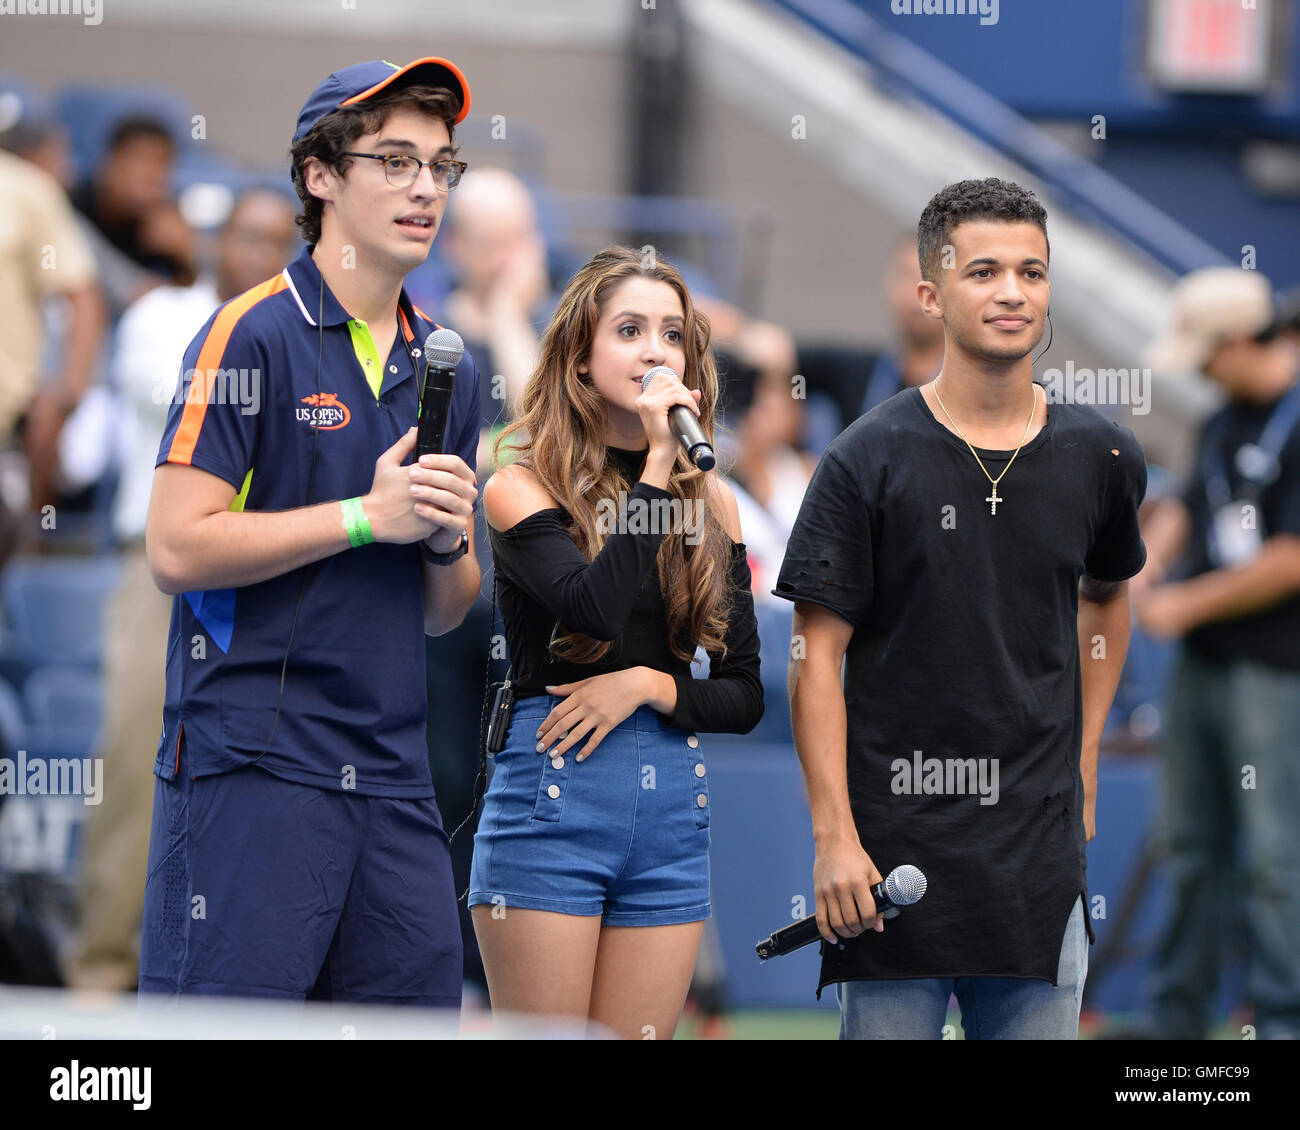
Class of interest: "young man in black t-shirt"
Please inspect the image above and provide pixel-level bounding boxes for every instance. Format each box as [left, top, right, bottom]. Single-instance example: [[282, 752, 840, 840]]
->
[[1136, 267, 1300, 1040], [774, 178, 1147, 1039]]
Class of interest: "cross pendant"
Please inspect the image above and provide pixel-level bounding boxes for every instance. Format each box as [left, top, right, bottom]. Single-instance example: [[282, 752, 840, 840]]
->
[[986, 484, 1001, 516]]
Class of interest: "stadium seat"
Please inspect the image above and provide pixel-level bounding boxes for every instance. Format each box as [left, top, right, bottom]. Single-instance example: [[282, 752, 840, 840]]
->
[[0, 674, 24, 753], [0, 555, 121, 667], [22, 665, 102, 732], [16, 667, 101, 762], [13, 724, 99, 763]]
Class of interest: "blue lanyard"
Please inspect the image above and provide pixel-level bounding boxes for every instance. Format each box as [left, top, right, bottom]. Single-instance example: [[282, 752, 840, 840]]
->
[[1202, 383, 1300, 509]]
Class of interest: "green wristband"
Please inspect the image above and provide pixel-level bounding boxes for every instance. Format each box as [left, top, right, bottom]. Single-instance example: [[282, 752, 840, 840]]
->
[[341, 496, 374, 548]]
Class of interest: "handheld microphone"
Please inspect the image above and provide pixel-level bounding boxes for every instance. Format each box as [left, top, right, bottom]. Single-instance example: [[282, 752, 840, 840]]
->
[[755, 864, 927, 961], [640, 365, 716, 471], [416, 328, 466, 457]]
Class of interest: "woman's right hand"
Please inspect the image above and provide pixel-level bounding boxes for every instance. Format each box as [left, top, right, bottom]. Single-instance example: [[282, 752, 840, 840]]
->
[[635, 369, 702, 464]]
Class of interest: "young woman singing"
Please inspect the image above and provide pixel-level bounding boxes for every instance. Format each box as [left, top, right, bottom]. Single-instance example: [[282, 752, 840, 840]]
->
[[468, 246, 763, 1039]]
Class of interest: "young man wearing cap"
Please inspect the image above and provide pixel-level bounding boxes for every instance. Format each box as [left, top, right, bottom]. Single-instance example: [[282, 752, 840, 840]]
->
[[775, 179, 1148, 1039], [1136, 267, 1300, 1039], [140, 58, 481, 1008]]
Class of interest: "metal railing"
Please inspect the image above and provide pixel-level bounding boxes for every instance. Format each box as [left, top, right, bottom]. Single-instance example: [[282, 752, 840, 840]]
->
[[767, 0, 1232, 277]]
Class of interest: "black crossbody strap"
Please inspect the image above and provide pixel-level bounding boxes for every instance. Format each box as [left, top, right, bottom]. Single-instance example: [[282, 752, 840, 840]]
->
[[447, 572, 500, 853]]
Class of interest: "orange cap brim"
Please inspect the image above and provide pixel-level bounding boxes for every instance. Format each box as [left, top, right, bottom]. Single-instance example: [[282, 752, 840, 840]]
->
[[342, 56, 471, 123]]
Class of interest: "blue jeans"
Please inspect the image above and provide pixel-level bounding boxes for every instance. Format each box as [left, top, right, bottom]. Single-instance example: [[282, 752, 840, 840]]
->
[[1147, 649, 1300, 1039], [836, 894, 1088, 1039]]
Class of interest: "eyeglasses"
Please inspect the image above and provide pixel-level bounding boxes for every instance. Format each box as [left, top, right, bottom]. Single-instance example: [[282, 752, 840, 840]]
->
[[342, 152, 468, 190]]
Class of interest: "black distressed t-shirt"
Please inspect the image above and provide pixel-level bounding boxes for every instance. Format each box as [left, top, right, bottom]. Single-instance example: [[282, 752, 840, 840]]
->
[[488, 445, 764, 734], [772, 385, 1147, 992]]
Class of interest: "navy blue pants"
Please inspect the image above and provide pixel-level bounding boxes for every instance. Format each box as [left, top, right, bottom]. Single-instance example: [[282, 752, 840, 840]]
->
[[138, 760, 462, 1007]]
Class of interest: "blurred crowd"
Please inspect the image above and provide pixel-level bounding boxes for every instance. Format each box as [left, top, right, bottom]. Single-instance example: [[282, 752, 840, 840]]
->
[[1, 80, 1298, 1040]]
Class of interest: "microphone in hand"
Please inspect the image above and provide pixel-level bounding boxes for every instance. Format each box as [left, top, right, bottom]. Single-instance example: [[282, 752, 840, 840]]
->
[[640, 365, 716, 471], [417, 328, 466, 458], [755, 864, 928, 961]]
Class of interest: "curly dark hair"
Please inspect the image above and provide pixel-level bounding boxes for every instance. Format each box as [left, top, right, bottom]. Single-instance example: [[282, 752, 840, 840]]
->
[[289, 84, 461, 247], [917, 177, 1049, 283]]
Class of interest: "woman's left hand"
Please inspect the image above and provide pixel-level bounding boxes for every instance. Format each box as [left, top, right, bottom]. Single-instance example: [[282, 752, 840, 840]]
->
[[536, 669, 651, 762]]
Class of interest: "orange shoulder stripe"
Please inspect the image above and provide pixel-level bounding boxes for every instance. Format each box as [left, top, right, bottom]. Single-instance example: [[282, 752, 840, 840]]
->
[[166, 274, 288, 466]]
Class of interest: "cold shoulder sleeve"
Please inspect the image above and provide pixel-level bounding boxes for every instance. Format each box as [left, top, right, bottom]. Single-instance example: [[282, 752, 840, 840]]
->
[[487, 481, 674, 642]]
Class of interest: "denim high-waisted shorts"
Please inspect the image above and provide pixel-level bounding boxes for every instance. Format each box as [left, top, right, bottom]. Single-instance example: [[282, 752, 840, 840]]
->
[[468, 693, 712, 926]]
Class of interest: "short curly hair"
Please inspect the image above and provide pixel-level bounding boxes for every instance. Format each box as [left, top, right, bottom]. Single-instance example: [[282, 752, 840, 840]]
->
[[917, 177, 1049, 283], [289, 84, 461, 247]]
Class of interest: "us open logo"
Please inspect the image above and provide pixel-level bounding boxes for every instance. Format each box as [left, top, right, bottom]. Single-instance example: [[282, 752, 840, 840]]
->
[[297, 392, 351, 430]]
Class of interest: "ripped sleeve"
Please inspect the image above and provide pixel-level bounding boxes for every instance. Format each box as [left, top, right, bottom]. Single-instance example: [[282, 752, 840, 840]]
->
[[770, 449, 873, 628]]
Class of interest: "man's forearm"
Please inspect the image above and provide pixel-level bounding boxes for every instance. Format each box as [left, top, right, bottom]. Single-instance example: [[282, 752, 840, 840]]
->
[[487, 299, 541, 418], [1170, 536, 1300, 627], [23, 286, 106, 509], [148, 500, 353, 594], [422, 550, 481, 636], [789, 652, 858, 845], [56, 284, 107, 407], [1077, 585, 1132, 812]]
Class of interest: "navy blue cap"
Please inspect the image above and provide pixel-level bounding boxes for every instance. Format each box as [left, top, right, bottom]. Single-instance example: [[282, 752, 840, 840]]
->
[[293, 57, 470, 143]]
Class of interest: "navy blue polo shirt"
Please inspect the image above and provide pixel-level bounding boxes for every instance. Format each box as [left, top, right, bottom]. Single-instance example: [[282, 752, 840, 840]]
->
[[152, 245, 480, 797]]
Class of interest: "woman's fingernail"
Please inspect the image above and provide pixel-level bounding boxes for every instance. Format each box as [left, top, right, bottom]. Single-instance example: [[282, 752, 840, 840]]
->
[[576, 754, 585, 762], [535, 742, 545, 753], [535, 731, 542, 740]]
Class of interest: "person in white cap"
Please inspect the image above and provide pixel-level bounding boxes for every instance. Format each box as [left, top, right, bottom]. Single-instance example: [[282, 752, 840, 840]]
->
[[1135, 266, 1300, 1039]]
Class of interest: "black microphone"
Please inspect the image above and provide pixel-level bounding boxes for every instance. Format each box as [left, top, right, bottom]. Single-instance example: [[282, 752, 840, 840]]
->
[[755, 864, 927, 961], [640, 365, 716, 471], [416, 328, 465, 458]]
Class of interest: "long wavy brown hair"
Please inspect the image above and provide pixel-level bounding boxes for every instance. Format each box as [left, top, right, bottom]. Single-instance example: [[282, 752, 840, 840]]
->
[[493, 245, 734, 664]]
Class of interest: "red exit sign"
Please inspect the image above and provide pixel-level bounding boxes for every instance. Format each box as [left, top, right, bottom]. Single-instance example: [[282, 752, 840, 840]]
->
[[1148, 0, 1276, 92]]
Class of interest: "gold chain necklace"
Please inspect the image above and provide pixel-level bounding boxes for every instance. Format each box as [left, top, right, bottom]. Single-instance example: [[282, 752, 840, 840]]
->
[[931, 380, 1039, 516]]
